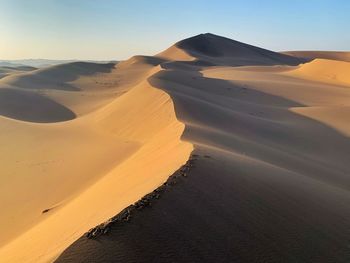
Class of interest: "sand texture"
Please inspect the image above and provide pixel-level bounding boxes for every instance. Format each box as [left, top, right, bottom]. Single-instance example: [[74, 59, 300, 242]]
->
[[0, 57, 192, 262], [1, 33, 350, 263]]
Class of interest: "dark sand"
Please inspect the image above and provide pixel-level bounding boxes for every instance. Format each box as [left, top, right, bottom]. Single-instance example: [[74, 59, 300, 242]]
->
[[56, 148, 350, 263]]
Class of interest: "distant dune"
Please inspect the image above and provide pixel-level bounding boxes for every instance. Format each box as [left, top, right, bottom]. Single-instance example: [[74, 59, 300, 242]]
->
[[0, 56, 192, 262], [288, 58, 350, 86], [283, 51, 350, 62], [0, 59, 117, 68], [0, 65, 36, 79], [158, 33, 306, 66], [1, 33, 350, 263]]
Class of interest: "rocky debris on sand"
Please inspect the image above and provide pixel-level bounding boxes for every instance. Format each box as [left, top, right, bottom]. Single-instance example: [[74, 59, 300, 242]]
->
[[86, 155, 197, 239]]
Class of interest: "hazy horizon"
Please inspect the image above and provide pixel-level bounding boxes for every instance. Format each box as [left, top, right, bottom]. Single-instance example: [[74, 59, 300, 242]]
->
[[1, 0, 349, 60]]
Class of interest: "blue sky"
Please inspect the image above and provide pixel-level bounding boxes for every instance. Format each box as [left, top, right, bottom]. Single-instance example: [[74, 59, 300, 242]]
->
[[1, 0, 349, 60]]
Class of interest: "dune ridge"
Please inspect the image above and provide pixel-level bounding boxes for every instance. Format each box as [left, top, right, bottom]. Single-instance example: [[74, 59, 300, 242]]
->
[[0, 56, 192, 262], [1, 33, 350, 263], [0, 65, 36, 79], [56, 34, 350, 263], [283, 51, 350, 62], [158, 33, 305, 66], [287, 58, 350, 86]]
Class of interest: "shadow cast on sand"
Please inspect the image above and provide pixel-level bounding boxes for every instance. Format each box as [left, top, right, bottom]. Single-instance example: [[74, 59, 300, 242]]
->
[[0, 88, 76, 122], [56, 64, 350, 262]]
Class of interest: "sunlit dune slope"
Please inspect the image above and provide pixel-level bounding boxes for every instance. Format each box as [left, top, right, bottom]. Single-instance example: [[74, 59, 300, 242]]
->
[[2, 33, 350, 263], [0, 58, 167, 121], [0, 57, 192, 262], [287, 58, 350, 86]]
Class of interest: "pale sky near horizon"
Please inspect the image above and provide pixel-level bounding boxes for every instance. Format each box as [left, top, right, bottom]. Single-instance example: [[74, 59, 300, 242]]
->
[[1, 0, 349, 60]]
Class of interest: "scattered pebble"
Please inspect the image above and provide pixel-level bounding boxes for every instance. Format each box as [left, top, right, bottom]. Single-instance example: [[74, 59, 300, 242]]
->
[[85, 155, 197, 239]]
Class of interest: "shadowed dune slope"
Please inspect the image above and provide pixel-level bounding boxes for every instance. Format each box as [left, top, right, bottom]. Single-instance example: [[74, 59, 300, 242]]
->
[[1, 33, 349, 263], [158, 33, 306, 66], [57, 35, 350, 263], [0, 62, 120, 122], [0, 58, 167, 122], [0, 88, 76, 122], [0, 66, 36, 79]]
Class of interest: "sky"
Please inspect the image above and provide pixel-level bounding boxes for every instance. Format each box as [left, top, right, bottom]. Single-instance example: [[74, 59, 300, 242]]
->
[[0, 0, 349, 60]]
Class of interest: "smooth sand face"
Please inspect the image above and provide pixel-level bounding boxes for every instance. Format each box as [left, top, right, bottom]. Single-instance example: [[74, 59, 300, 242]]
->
[[287, 58, 350, 86], [1, 33, 350, 263], [158, 33, 304, 66], [57, 34, 350, 263], [0, 58, 192, 262], [283, 51, 350, 63]]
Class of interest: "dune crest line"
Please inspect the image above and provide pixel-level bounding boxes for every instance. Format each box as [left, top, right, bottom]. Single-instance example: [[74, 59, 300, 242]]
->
[[1, 33, 350, 263], [0, 55, 192, 262], [57, 34, 350, 263]]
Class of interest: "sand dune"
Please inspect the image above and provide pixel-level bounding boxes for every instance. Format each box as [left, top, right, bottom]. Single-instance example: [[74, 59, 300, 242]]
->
[[284, 50, 350, 62], [158, 33, 305, 66], [0, 57, 191, 262], [56, 34, 350, 263], [1, 62, 116, 91], [0, 59, 164, 122], [0, 88, 76, 122], [0, 66, 36, 79], [1, 33, 350, 263], [287, 58, 350, 86], [0, 62, 118, 122]]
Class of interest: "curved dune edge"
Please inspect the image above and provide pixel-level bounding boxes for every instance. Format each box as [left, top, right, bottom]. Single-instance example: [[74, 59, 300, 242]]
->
[[52, 34, 350, 263], [286, 58, 350, 87], [0, 88, 76, 123], [283, 51, 350, 63], [0, 68, 193, 263], [57, 57, 350, 263], [4, 33, 350, 263]]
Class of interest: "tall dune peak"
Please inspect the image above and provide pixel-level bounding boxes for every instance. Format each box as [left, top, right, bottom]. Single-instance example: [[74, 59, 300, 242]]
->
[[159, 33, 306, 66], [176, 33, 231, 57]]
